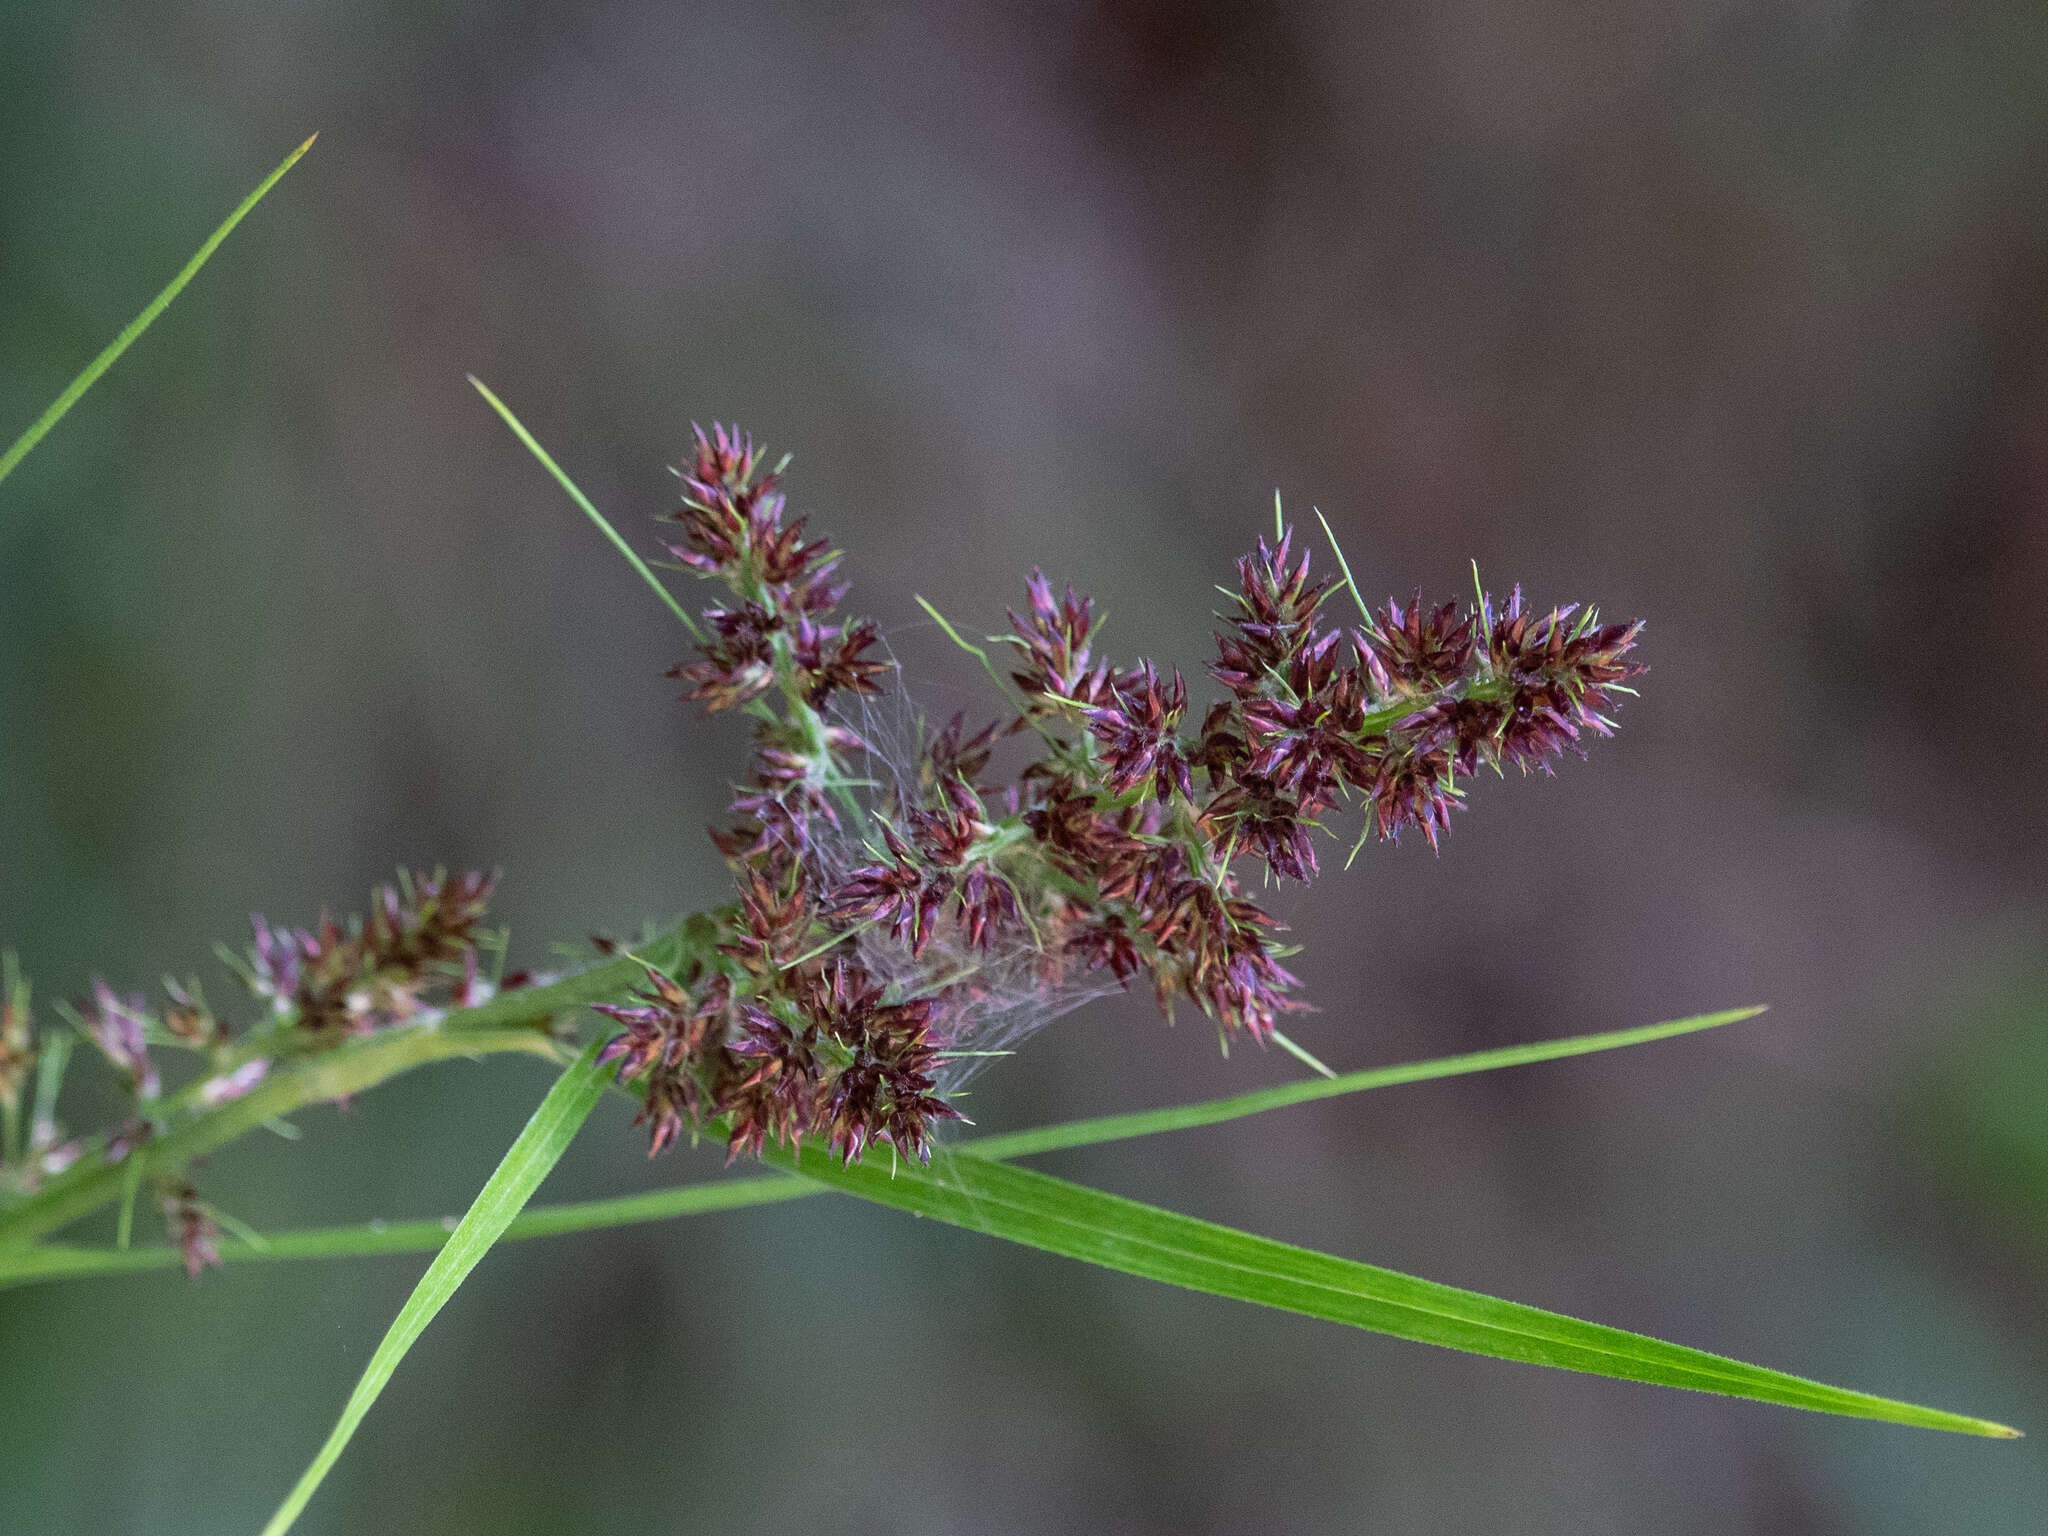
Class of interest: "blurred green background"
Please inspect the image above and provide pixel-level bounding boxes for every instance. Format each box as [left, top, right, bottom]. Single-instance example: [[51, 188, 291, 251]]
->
[[4, 3, 2048, 1531]]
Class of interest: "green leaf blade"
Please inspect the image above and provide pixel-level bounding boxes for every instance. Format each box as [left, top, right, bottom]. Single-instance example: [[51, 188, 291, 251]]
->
[[258, 1042, 613, 1536], [965, 1005, 1767, 1162], [769, 1143, 2019, 1439], [0, 135, 316, 492], [468, 376, 706, 640]]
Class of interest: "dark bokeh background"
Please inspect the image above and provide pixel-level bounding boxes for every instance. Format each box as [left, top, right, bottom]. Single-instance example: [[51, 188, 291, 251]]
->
[[4, 3, 2047, 1531]]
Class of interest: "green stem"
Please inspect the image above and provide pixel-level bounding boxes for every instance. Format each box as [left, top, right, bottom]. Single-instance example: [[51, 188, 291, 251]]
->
[[1354, 673, 1511, 740], [2, 1175, 814, 1287]]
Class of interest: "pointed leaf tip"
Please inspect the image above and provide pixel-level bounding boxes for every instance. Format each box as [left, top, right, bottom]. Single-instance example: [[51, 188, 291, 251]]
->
[[771, 1146, 2021, 1437], [0, 132, 320, 493]]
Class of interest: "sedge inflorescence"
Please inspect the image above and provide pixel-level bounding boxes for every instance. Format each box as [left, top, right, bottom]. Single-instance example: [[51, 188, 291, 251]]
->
[[595, 425, 1644, 1168], [0, 425, 1643, 1261]]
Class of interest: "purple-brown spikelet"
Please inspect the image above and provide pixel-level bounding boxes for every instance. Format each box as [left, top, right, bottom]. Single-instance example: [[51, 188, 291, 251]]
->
[[830, 822, 948, 956], [161, 1182, 223, 1279], [568, 424, 1642, 1164], [1086, 662, 1194, 803], [1215, 529, 1331, 690], [1365, 593, 1476, 692], [79, 979, 159, 1102], [160, 978, 226, 1048], [1008, 571, 1113, 706]]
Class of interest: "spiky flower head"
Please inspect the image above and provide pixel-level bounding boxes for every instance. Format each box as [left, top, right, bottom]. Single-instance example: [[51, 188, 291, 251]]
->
[[1007, 570, 1112, 706], [592, 429, 1643, 1169]]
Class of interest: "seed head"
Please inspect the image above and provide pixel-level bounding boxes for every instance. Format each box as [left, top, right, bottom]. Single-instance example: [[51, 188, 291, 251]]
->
[[601, 432, 1643, 1167]]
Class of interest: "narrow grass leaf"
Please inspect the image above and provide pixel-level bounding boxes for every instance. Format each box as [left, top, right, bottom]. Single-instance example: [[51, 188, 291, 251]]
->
[[0, 136, 315, 491], [769, 1141, 2019, 1438], [30, 1029, 73, 1160], [257, 1043, 612, 1536], [964, 1005, 1766, 1161], [469, 376, 706, 640], [114, 1154, 143, 1250], [0, 1006, 1759, 1286]]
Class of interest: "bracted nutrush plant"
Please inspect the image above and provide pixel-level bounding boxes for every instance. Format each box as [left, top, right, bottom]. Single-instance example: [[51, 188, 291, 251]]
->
[[0, 141, 2020, 1536]]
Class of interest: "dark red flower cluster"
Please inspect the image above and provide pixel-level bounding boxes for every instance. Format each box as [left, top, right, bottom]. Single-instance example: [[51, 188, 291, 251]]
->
[[665, 424, 885, 725], [593, 916, 963, 1166], [596, 427, 1643, 1167], [829, 782, 1019, 957], [987, 531, 1642, 1040], [588, 427, 969, 1165]]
